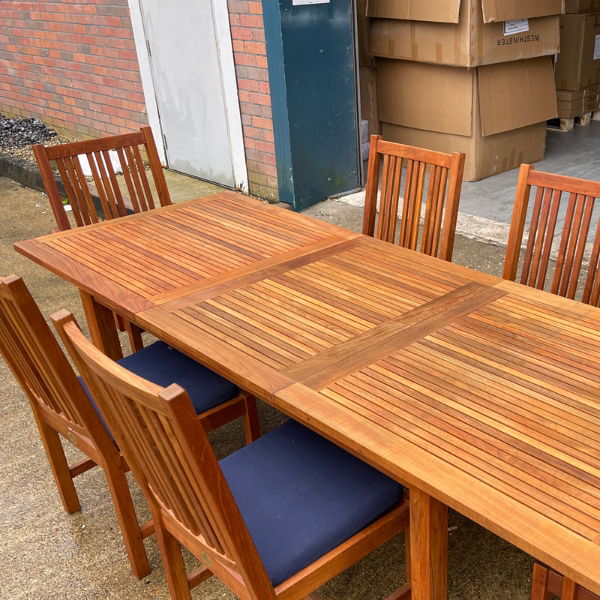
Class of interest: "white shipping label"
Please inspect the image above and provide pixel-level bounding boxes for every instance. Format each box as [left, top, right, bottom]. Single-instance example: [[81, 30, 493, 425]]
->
[[292, 0, 330, 4], [504, 19, 530, 36], [595, 34, 600, 60]]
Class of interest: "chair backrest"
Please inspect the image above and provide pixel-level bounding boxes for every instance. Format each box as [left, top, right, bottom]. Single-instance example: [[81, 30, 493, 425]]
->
[[0, 275, 114, 450], [52, 310, 276, 600], [33, 126, 171, 231], [362, 135, 465, 261], [503, 164, 600, 305]]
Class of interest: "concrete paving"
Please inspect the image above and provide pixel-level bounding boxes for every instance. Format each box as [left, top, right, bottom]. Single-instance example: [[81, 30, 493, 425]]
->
[[1, 175, 533, 599]]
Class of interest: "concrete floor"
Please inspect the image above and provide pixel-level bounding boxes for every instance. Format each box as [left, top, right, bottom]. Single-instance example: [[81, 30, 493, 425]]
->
[[459, 121, 600, 224]]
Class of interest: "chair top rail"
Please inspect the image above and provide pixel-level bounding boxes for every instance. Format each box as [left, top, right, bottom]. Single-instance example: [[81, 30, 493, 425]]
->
[[39, 131, 147, 161], [375, 137, 456, 168], [527, 169, 600, 198]]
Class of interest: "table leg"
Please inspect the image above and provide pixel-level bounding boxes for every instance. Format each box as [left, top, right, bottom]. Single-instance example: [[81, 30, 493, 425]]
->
[[409, 487, 448, 600], [79, 290, 123, 360]]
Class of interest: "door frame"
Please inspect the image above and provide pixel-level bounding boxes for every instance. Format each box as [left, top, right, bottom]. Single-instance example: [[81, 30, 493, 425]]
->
[[127, 0, 248, 192]]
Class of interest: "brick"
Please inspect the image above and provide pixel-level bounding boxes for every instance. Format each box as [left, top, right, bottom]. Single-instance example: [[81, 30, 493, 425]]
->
[[240, 14, 262, 28], [228, 0, 249, 13], [247, 2, 263, 15], [0, 0, 146, 138]]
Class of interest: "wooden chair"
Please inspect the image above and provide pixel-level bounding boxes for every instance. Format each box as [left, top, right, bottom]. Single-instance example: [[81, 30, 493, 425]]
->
[[54, 309, 410, 600], [32, 126, 171, 352], [363, 135, 466, 262], [32, 126, 171, 232], [504, 164, 600, 304], [531, 563, 599, 600], [0, 275, 260, 579], [504, 167, 600, 598]]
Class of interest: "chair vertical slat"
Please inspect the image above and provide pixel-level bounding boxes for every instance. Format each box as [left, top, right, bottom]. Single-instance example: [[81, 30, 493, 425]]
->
[[528, 187, 553, 289], [124, 146, 148, 212], [534, 188, 561, 291], [559, 194, 586, 298], [132, 145, 155, 210], [116, 146, 142, 213], [70, 155, 99, 224], [505, 167, 600, 306], [399, 159, 415, 249], [56, 157, 86, 227], [101, 149, 128, 217], [551, 192, 577, 295], [364, 138, 465, 261], [583, 216, 600, 305], [158, 414, 226, 553], [386, 156, 403, 243], [92, 151, 120, 219], [376, 154, 393, 242], [565, 195, 595, 300], [431, 167, 449, 258], [86, 152, 114, 221], [520, 186, 545, 286], [421, 164, 438, 256], [409, 161, 427, 251]]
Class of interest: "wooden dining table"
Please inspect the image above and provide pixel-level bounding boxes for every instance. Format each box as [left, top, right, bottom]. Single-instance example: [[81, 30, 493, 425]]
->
[[15, 190, 600, 599]]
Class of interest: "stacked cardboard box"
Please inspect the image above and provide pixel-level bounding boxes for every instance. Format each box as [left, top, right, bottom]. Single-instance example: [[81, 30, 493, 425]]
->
[[367, 0, 562, 181], [555, 5, 600, 118]]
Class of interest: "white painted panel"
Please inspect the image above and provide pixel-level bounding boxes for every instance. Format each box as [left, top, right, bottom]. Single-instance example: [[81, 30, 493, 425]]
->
[[140, 0, 238, 187]]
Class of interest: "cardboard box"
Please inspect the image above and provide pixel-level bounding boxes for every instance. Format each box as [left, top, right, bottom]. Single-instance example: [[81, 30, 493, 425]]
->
[[377, 57, 556, 180], [359, 66, 380, 135], [370, 14, 560, 67], [565, 0, 600, 13], [556, 89, 587, 117], [382, 121, 547, 181], [366, 0, 564, 22], [357, 0, 372, 67], [587, 84, 600, 110], [555, 86, 600, 116], [555, 13, 600, 90]]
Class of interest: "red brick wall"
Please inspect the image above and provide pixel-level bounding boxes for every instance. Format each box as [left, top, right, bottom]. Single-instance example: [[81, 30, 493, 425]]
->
[[0, 0, 147, 138], [228, 0, 278, 201]]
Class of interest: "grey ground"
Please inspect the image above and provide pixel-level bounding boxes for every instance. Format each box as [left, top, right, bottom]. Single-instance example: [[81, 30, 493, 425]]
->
[[0, 172, 529, 600]]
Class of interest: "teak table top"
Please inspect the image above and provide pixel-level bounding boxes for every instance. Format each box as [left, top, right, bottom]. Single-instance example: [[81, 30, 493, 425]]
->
[[15, 192, 600, 597]]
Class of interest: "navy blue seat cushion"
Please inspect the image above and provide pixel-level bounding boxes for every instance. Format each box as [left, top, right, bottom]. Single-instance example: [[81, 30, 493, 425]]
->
[[80, 341, 239, 436], [220, 419, 403, 587]]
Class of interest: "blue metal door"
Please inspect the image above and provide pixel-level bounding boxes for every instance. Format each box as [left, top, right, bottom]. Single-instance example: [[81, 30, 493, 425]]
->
[[264, 0, 360, 210]]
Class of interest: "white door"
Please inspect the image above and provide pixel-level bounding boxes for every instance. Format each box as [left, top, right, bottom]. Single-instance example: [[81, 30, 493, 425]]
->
[[137, 0, 246, 189]]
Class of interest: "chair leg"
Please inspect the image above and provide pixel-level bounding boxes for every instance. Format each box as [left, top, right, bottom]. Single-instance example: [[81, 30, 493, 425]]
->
[[531, 563, 552, 600], [124, 320, 145, 353], [103, 459, 150, 579], [562, 578, 577, 600], [152, 509, 193, 600], [35, 414, 81, 514], [242, 394, 261, 443]]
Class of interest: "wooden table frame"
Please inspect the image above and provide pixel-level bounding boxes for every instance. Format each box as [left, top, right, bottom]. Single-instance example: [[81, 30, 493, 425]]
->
[[15, 192, 600, 599]]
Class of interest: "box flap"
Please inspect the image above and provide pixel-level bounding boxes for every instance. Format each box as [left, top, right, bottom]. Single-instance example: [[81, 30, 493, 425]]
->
[[366, 0, 461, 23], [478, 57, 558, 136], [377, 60, 473, 136], [481, 0, 564, 22]]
